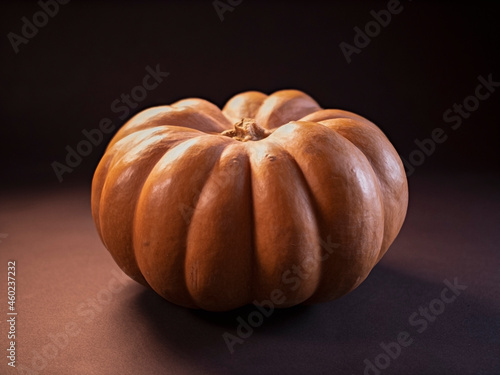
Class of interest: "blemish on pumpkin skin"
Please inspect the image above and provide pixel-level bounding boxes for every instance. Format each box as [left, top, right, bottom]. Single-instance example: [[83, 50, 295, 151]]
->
[[265, 154, 276, 161]]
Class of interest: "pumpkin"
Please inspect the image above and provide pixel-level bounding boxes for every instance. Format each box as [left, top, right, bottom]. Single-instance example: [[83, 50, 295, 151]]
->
[[91, 89, 408, 311]]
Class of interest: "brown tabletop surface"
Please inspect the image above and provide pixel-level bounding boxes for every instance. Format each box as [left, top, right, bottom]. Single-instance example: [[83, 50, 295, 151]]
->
[[0, 172, 498, 375]]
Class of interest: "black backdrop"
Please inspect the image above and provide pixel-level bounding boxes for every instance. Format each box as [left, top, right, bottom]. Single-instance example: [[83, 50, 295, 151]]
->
[[1, 0, 499, 187]]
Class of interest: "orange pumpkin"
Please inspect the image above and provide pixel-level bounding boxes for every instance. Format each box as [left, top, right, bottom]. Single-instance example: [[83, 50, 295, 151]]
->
[[91, 89, 408, 311]]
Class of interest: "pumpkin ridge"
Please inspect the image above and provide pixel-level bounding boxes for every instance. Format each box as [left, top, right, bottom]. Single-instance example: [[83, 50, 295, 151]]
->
[[268, 130, 334, 303], [183, 143, 254, 310], [108, 106, 227, 148], [240, 143, 257, 306], [179, 139, 234, 308], [246, 139, 321, 305], [222, 91, 268, 124], [92, 151, 118, 245], [98, 128, 203, 286], [172, 97, 233, 130], [132, 135, 230, 308], [315, 119, 388, 264], [96, 128, 172, 280], [299, 108, 375, 127], [255, 90, 322, 130], [275, 143, 323, 303], [269, 121, 384, 302], [317, 117, 407, 262]]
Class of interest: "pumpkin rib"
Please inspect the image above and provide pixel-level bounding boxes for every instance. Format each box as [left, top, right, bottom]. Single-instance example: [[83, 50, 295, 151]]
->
[[301, 108, 408, 262], [278, 148, 325, 305], [184, 142, 254, 311], [181, 138, 239, 309], [299, 108, 375, 127], [255, 89, 322, 130], [94, 127, 175, 247], [246, 139, 322, 306], [314, 118, 388, 264], [222, 91, 268, 124], [133, 135, 232, 309], [270, 121, 384, 303], [172, 98, 233, 130], [108, 105, 227, 149], [244, 149, 258, 306], [96, 127, 204, 287], [317, 118, 408, 262], [92, 150, 118, 246]]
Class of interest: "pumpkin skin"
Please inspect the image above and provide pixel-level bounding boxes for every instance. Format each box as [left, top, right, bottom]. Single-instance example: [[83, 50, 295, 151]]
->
[[91, 89, 408, 311]]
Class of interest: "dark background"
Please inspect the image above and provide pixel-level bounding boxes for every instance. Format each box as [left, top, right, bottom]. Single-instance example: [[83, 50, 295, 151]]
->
[[1, 0, 499, 186], [0, 1, 499, 375]]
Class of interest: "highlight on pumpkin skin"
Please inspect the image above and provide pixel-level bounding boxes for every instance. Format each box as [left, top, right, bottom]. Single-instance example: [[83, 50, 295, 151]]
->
[[222, 91, 267, 123], [221, 89, 323, 130], [91, 88, 409, 311]]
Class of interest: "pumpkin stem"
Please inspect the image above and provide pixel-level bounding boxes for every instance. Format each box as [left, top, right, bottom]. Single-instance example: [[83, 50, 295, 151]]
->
[[221, 118, 271, 142]]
